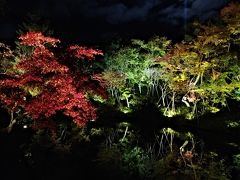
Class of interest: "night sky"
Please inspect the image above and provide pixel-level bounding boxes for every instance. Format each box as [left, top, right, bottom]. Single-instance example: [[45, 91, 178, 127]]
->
[[0, 0, 234, 44]]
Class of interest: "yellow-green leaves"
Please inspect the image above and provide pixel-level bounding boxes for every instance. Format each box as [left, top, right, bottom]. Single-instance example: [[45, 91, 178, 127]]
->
[[23, 85, 42, 96]]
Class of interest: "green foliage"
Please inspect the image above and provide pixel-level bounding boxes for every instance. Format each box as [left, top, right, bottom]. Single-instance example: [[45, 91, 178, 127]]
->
[[226, 120, 240, 128], [122, 146, 151, 179], [233, 154, 240, 168], [197, 153, 231, 180], [96, 125, 231, 180], [19, 119, 233, 179], [96, 123, 153, 179], [148, 3, 240, 118], [103, 37, 170, 112], [152, 131, 231, 180], [102, 2, 240, 119], [0, 43, 15, 74]]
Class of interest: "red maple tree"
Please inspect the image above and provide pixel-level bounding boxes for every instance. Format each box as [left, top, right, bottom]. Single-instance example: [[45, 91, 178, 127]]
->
[[0, 32, 105, 129]]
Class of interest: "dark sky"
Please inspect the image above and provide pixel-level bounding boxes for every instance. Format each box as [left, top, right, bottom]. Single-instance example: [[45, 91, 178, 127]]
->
[[0, 0, 233, 44]]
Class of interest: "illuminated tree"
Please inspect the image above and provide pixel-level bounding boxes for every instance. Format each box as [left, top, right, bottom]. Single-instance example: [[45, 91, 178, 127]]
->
[[102, 37, 170, 112], [0, 32, 104, 132], [155, 2, 240, 118], [103, 2, 240, 119]]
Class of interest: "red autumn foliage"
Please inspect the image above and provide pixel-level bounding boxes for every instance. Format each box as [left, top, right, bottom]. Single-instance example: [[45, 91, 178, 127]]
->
[[67, 45, 103, 60], [19, 31, 60, 47], [0, 31, 105, 128]]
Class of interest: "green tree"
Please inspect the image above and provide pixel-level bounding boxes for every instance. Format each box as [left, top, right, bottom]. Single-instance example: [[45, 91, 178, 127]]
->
[[102, 37, 170, 112], [103, 2, 240, 119], [155, 2, 240, 118]]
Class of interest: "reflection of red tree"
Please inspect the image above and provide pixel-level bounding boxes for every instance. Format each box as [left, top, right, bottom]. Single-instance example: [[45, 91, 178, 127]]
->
[[0, 32, 104, 128]]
